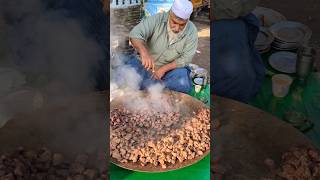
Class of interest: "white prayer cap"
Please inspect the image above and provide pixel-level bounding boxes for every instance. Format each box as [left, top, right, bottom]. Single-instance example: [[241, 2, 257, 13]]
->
[[171, 0, 193, 20]]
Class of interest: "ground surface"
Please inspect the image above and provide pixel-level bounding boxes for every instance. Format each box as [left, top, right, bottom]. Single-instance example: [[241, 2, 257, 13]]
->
[[259, 0, 320, 70], [191, 11, 210, 73]]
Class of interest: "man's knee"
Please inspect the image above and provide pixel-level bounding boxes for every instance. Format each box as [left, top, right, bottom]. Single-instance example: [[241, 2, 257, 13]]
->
[[214, 55, 243, 80], [212, 52, 256, 91], [164, 68, 192, 93], [176, 76, 192, 93], [179, 68, 192, 92]]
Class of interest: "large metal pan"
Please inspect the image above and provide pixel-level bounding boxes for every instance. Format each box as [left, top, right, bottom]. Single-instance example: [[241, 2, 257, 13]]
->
[[212, 96, 316, 179], [0, 93, 108, 167], [110, 90, 210, 172]]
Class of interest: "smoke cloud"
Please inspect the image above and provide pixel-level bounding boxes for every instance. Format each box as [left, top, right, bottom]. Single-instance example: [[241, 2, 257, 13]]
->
[[0, 1, 109, 166], [110, 49, 175, 113], [0, 0, 106, 125], [109, 4, 177, 113], [1, 0, 104, 94]]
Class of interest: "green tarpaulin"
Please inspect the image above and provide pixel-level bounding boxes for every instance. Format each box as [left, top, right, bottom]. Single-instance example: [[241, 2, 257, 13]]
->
[[250, 51, 320, 148], [110, 154, 210, 180]]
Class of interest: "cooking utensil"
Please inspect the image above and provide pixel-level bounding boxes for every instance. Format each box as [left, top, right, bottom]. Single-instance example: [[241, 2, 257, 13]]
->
[[110, 91, 210, 172], [269, 51, 297, 74], [296, 46, 316, 81], [252, 6, 287, 27], [0, 93, 107, 162], [255, 27, 274, 54], [270, 21, 312, 43], [255, 27, 274, 46], [271, 74, 293, 97], [213, 96, 316, 179]]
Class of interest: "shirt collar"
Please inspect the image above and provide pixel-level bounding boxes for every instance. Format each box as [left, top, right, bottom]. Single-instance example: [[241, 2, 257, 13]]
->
[[162, 11, 170, 23]]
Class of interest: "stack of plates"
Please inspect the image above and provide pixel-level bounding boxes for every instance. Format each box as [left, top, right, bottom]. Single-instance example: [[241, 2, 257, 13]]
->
[[252, 6, 287, 27], [255, 27, 274, 54], [270, 21, 312, 51], [268, 51, 297, 74]]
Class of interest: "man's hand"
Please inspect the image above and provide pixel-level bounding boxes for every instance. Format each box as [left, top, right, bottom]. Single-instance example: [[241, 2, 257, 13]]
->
[[152, 61, 177, 80], [130, 38, 154, 71], [140, 52, 154, 71], [153, 68, 166, 80]]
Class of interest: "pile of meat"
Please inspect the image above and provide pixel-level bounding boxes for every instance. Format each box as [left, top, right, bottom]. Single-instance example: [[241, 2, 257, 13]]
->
[[0, 147, 107, 180], [110, 108, 210, 169], [262, 146, 320, 179]]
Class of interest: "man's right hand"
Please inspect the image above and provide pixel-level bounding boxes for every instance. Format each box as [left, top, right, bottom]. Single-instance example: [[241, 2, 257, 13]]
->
[[140, 52, 154, 71], [130, 38, 155, 71]]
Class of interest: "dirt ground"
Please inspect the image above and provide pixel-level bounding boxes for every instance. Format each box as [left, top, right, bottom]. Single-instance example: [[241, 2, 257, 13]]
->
[[191, 11, 210, 73], [259, 0, 320, 70]]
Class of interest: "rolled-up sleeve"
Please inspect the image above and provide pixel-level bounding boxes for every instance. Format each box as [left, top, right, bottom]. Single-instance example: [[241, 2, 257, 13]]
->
[[129, 15, 157, 41], [175, 32, 198, 67]]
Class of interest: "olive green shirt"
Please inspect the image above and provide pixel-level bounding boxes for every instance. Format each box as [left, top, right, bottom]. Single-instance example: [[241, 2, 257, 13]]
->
[[129, 12, 198, 68]]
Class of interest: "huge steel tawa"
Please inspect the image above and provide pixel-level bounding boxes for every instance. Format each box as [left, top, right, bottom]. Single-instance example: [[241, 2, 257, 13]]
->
[[110, 91, 210, 172], [212, 96, 316, 179], [0, 93, 107, 167]]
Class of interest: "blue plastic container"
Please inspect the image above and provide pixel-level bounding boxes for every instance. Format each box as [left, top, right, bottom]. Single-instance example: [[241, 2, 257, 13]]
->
[[145, 0, 174, 3], [144, 0, 174, 17]]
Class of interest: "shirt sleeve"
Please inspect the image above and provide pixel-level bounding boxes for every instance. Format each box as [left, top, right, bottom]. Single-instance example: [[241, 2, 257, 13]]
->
[[175, 30, 198, 68], [129, 15, 158, 41]]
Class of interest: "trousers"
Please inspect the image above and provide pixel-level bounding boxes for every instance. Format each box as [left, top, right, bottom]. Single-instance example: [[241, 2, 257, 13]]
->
[[211, 13, 265, 103], [125, 58, 193, 94]]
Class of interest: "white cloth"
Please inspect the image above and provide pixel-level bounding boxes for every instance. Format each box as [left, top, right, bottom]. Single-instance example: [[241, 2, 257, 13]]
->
[[171, 0, 193, 20]]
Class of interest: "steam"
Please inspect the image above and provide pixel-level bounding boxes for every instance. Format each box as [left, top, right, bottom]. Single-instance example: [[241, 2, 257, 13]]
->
[[148, 83, 165, 101], [113, 64, 142, 91], [110, 4, 177, 113], [1, 0, 104, 94], [0, 0, 106, 125], [110, 51, 175, 113]]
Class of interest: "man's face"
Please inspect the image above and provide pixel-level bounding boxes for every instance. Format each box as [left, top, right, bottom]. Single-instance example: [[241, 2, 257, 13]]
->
[[169, 12, 188, 34]]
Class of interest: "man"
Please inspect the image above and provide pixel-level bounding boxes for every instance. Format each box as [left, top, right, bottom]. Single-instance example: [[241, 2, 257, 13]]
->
[[127, 0, 198, 94], [211, 0, 265, 103]]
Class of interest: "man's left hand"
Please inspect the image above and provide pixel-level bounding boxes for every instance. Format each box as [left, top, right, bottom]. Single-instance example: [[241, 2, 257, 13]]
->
[[152, 62, 177, 80], [153, 68, 166, 80]]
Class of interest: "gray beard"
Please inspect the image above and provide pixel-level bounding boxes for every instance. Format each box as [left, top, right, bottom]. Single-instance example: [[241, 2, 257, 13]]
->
[[167, 21, 186, 45]]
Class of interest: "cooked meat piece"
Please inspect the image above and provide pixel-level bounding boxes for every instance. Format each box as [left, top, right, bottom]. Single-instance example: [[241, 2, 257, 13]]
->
[[110, 108, 210, 168], [0, 147, 107, 179]]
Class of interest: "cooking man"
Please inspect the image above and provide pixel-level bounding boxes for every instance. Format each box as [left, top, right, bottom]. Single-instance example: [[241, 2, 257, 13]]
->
[[211, 0, 265, 103], [127, 0, 198, 94]]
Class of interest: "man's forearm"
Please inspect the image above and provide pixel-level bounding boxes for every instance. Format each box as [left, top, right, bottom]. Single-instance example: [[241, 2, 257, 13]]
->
[[159, 61, 177, 73], [130, 38, 148, 56]]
